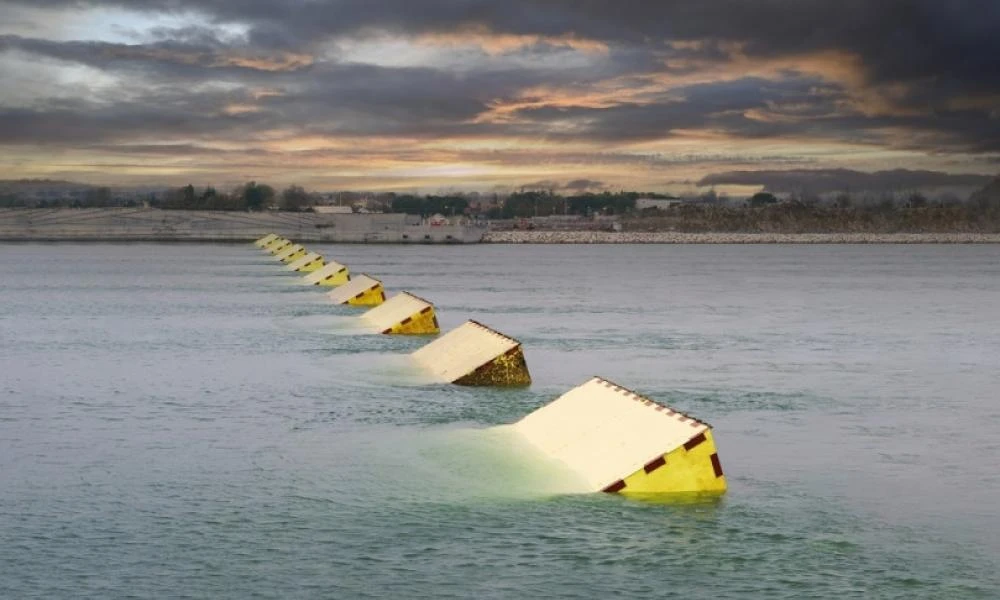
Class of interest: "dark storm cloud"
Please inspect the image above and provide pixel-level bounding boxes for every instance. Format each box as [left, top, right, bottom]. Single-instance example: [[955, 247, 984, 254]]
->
[[11, 0, 998, 89], [698, 169, 995, 193], [0, 33, 647, 142], [0, 34, 313, 75], [508, 74, 1000, 152], [0, 54, 555, 143], [509, 76, 854, 141], [2, 0, 998, 157], [0, 102, 268, 145]]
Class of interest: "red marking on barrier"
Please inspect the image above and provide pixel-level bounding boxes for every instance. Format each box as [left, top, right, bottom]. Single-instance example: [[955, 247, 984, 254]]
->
[[381, 328, 392, 334], [643, 456, 666, 474], [401, 317, 413, 325], [603, 480, 626, 493], [655, 406, 664, 412], [710, 453, 724, 478], [380, 291, 386, 301], [683, 432, 706, 451], [690, 421, 701, 428], [420, 306, 432, 314]]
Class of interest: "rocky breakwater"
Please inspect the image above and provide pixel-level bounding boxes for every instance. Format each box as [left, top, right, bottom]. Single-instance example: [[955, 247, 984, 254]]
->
[[483, 231, 1000, 244]]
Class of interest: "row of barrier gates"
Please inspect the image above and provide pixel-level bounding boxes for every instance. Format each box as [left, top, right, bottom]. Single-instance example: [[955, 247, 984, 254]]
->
[[255, 234, 727, 497]]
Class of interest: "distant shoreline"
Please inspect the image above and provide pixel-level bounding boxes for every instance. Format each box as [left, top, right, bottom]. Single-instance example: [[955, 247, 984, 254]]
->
[[4, 231, 1000, 244], [483, 231, 1000, 244]]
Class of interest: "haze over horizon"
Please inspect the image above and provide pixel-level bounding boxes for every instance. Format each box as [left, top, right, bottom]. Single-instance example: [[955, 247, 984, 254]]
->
[[1, 1, 998, 195]]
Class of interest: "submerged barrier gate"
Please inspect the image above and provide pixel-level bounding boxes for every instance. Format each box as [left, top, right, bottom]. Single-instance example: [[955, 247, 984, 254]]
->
[[361, 292, 440, 335], [304, 261, 350, 286], [327, 274, 386, 306], [255, 233, 279, 248], [275, 244, 307, 263], [411, 320, 530, 386], [265, 238, 290, 253], [511, 376, 726, 495], [287, 252, 325, 272]]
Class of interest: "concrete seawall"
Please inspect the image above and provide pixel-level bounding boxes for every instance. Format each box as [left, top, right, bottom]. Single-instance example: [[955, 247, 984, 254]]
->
[[4, 209, 998, 244], [0, 208, 486, 243], [484, 231, 1000, 244]]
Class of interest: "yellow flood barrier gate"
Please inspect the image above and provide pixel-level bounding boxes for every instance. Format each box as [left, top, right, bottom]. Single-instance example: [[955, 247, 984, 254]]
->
[[264, 237, 290, 253], [361, 292, 440, 335], [304, 261, 350, 286], [511, 377, 726, 496], [275, 244, 307, 263], [254, 233, 278, 248], [411, 320, 530, 386], [287, 252, 325, 273], [326, 274, 385, 306]]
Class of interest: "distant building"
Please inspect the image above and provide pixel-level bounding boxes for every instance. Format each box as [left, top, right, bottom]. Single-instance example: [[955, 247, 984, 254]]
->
[[636, 197, 682, 210], [313, 205, 353, 214]]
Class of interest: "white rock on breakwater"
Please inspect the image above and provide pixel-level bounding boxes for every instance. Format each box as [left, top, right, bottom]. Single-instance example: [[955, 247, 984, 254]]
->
[[483, 231, 1000, 244]]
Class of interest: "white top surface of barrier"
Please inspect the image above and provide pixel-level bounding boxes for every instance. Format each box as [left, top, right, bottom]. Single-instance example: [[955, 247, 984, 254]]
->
[[511, 377, 708, 491], [327, 274, 381, 304], [303, 261, 348, 284], [286, 252, 322, 271], [275, 244, 305, 260], [362, 292, 432, 330], [412, 320, 518, 382]]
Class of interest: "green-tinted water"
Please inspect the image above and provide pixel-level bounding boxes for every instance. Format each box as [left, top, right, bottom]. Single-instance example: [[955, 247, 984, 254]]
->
[[1, 243, 998, 598]]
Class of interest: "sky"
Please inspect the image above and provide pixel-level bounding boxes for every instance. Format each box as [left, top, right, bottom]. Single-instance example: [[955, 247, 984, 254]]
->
[[1, 0, 998, 195]]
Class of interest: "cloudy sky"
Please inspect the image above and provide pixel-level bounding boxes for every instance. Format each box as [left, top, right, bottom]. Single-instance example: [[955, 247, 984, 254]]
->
[[1, 0, 998, 193]]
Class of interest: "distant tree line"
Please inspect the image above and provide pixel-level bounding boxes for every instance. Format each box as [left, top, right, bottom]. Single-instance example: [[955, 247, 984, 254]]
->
[[390, 194, 469, 216], [4, 176, 999, 232], [152, 182, 314, 211], [0, 186, 129, 208], [623, 185, 1000, 233]]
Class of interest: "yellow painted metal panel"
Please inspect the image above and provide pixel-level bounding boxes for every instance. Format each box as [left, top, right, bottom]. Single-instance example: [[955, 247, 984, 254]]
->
[[304, 261, 350, 286], [347, 285, 385, 306], [511, 377, 725, 495], [297, 257, 325, 273], [274, 243, 301, 260], [617, 429, 727, 495], [275, 244, 306, 263], [254, 233, 278, 247], [411, 320, 530, 385], [265, 238, 290, 253], [361, 292, 440, 335], [327, 274, 385, 306], [287, 252, 324, 272]]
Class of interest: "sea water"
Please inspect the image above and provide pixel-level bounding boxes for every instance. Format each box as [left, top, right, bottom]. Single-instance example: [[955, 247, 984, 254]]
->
[[1, 243, 998, 598]]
